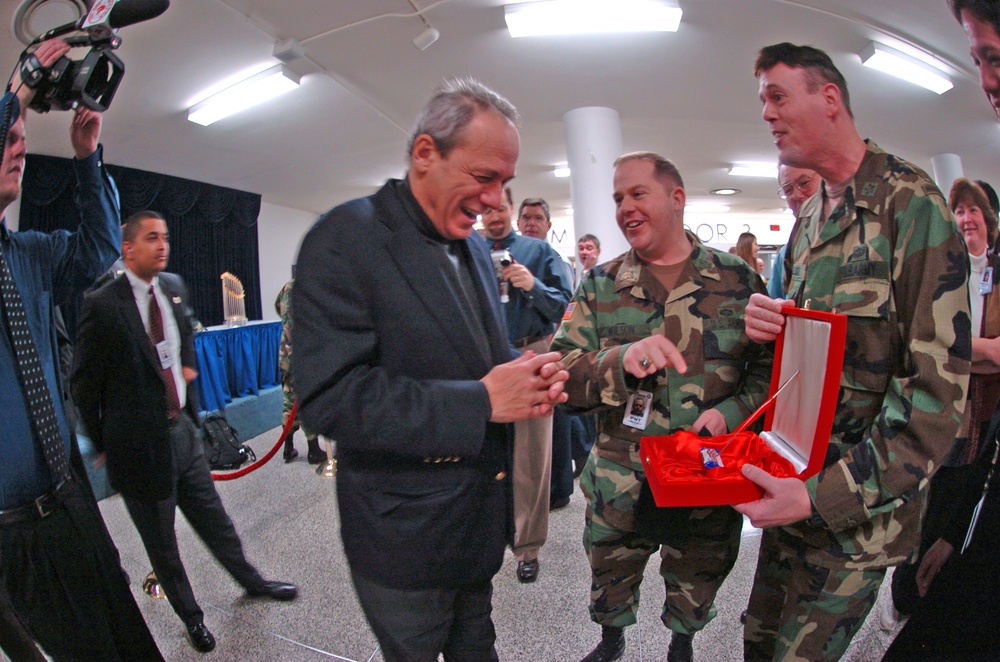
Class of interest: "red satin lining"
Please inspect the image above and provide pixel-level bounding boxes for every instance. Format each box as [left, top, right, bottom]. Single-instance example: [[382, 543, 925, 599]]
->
[[647, 430, 797, 483]]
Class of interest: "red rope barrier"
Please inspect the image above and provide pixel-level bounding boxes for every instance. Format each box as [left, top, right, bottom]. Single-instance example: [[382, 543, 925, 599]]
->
[[211, 400, 300, 481]]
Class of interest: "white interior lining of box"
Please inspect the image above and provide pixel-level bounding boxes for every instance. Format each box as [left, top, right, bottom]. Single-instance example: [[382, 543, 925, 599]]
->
[[758, 315, 831, 474]]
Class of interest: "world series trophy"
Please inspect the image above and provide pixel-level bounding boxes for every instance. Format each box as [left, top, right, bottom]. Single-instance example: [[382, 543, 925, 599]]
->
[[220, 272, 247, 326]]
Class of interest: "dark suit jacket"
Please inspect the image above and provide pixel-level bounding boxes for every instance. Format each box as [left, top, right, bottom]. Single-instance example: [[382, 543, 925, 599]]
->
[[72, 272, 198, 501], [295, 179, 514, 590]]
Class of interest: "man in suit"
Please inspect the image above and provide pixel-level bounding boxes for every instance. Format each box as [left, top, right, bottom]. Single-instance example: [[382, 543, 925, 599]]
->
[[73, 210, 298, 654], [294, 78, 569, 661]]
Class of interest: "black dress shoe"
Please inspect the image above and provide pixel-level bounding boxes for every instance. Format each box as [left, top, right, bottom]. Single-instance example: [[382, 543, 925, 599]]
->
[[667, 631, 694, 662], [187, 622, 216, 653], [307, 449, 327, 465], [283, 447, 299, 463], [581, 625, 625, 662], [247, 580, 298, 601], [550, 495, 571, 511], [516, 559, 539, 583]]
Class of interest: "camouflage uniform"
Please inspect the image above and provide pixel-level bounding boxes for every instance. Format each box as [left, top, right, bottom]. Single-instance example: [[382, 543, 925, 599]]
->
[[550, 244, 772, 635], [743, 141, 972, 661], [275, 279, 314, 439]]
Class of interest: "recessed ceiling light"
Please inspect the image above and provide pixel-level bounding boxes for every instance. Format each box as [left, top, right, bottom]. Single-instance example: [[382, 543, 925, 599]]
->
[[860, 42, 953, 95], [710, 188, 741, 196], [729, 163, 779, 178], [553, 166, 571, 178], [505, 0, 682, 38]]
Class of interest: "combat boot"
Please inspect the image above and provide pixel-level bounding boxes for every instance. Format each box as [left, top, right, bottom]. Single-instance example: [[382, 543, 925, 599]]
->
[[306, 437, 327, 464], [580, 625, 625, 662], [283, 431, 298, 462], [667, 631, 694, 662]]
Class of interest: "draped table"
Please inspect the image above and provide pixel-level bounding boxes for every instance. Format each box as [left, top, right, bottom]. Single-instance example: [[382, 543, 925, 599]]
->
[[194, 321, 282, 412]]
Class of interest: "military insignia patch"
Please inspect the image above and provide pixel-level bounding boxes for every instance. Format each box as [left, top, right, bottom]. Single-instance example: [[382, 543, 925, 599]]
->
[[861, 182, 878, 197], [562, 301, 577, 320]]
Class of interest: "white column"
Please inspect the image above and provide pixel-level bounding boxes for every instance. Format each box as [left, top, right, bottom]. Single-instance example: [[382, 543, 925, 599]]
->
[[563, 107, 628, 268], [931, 153, 964, 196]]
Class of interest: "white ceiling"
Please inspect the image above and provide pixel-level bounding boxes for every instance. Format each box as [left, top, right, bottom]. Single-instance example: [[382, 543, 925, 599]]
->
[[4, 0, 999, 230]]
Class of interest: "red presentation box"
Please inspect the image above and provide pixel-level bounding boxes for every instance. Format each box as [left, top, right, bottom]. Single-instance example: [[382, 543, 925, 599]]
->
[[639, 306, 847, 507]]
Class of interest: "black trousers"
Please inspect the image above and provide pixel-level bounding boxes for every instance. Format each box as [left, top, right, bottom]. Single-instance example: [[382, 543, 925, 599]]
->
[[351, 570, 499, 662], [0, 477, 163, 661], [124, 413, 263, 627]]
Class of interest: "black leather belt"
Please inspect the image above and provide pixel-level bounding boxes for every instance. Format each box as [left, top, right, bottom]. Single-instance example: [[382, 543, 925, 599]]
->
[[514, 335, 546, 349], [0, 480, 73, 525]]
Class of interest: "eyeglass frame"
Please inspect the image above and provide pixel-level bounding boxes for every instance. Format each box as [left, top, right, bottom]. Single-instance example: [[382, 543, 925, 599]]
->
[[778, 175, 816, 199]]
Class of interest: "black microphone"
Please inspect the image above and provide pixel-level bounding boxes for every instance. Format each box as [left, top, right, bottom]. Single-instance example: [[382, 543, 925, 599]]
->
[[31, 0, 169, 45]]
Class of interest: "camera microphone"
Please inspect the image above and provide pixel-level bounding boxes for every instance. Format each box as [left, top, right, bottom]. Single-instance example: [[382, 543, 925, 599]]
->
[[32, 0, 170, 45]]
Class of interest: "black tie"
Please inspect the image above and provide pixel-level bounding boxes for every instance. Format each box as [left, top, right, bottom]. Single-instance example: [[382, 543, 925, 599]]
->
[[0, 246, 70, 483]]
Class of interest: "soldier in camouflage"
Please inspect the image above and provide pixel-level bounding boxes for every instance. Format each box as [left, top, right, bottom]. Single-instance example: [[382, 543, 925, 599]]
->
[[739, 43, 971, 661], [550, 152, 773, 662], [275, 278, 326, 464]]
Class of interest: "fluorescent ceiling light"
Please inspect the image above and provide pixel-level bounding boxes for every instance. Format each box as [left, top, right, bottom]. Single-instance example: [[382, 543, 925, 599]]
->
[[505, 0, 682, 37], [729, 163, 779, 178], [553, 166, 571, 178], [860, 43, 953, 95], [188, 65, 301, 126]]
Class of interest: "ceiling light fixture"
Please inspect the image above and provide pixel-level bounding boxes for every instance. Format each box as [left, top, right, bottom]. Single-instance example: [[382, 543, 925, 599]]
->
[[188, 65, 301, 126], [860, 42, 953, 95], [729, 163, 779, 178], [553, 166, 571, 178], [505, 0, 682, 38], [413, 26, 440, 50], [710, 187, 741, 196]]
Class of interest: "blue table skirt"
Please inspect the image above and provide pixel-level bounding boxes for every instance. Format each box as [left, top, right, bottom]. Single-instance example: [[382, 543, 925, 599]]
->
[[194, 321, 282, 412]]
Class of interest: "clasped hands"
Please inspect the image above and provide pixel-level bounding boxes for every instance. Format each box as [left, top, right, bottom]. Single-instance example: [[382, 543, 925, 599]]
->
[[482, 351, 568, 423]]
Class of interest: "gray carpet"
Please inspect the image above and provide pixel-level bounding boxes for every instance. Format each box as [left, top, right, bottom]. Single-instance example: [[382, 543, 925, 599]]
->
[[85, 425, 902, 661]]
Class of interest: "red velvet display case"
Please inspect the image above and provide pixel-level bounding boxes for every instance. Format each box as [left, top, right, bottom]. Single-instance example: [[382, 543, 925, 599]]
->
[[639, 306, 847, 507]]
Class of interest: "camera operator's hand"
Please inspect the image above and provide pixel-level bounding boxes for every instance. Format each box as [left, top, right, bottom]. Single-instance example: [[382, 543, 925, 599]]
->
[[501, 261, 535, 292], [13, 39, 70, 114], [70, 106, 101, 160]]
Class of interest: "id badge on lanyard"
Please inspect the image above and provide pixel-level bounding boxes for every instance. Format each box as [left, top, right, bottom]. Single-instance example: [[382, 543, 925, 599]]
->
[[980, 266, 993, 295]]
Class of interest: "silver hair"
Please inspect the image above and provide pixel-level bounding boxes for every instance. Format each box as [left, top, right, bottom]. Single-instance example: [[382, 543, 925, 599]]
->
[[407, 78, 519, 157]]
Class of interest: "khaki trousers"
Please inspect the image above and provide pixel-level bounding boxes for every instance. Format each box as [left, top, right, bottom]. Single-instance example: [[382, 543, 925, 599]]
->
[[511, 337, 554, 562]]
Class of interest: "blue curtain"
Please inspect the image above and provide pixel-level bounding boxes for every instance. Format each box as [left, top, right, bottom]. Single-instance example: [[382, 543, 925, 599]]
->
[[20, 154, 262, 331]]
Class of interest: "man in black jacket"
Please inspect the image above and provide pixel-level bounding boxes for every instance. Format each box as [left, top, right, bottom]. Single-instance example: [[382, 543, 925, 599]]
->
[[73, 210, 297, 653]]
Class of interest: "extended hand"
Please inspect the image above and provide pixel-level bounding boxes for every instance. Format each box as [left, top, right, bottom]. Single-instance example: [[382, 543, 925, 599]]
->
[[622, 336, 687, 379], [733, 464, 812, 527], [745, 293, 790, 344]]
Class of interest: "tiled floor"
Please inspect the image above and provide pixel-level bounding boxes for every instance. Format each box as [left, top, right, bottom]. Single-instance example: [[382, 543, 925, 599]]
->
[[91, 426, 902, 661]]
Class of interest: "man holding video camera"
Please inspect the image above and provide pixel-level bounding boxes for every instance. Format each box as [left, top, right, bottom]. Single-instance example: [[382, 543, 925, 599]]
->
[[0, 38, 163, 660]]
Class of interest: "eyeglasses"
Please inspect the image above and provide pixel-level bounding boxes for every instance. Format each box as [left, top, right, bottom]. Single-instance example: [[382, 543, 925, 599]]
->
[[778, 176, 816, 199]]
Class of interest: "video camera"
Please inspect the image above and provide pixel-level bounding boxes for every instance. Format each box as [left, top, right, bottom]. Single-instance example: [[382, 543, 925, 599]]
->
[[17, 0, 169, 113]]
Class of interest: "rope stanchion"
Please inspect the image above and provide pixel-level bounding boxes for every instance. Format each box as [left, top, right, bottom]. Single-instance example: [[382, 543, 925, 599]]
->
[[211, 400, 299, 481]]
